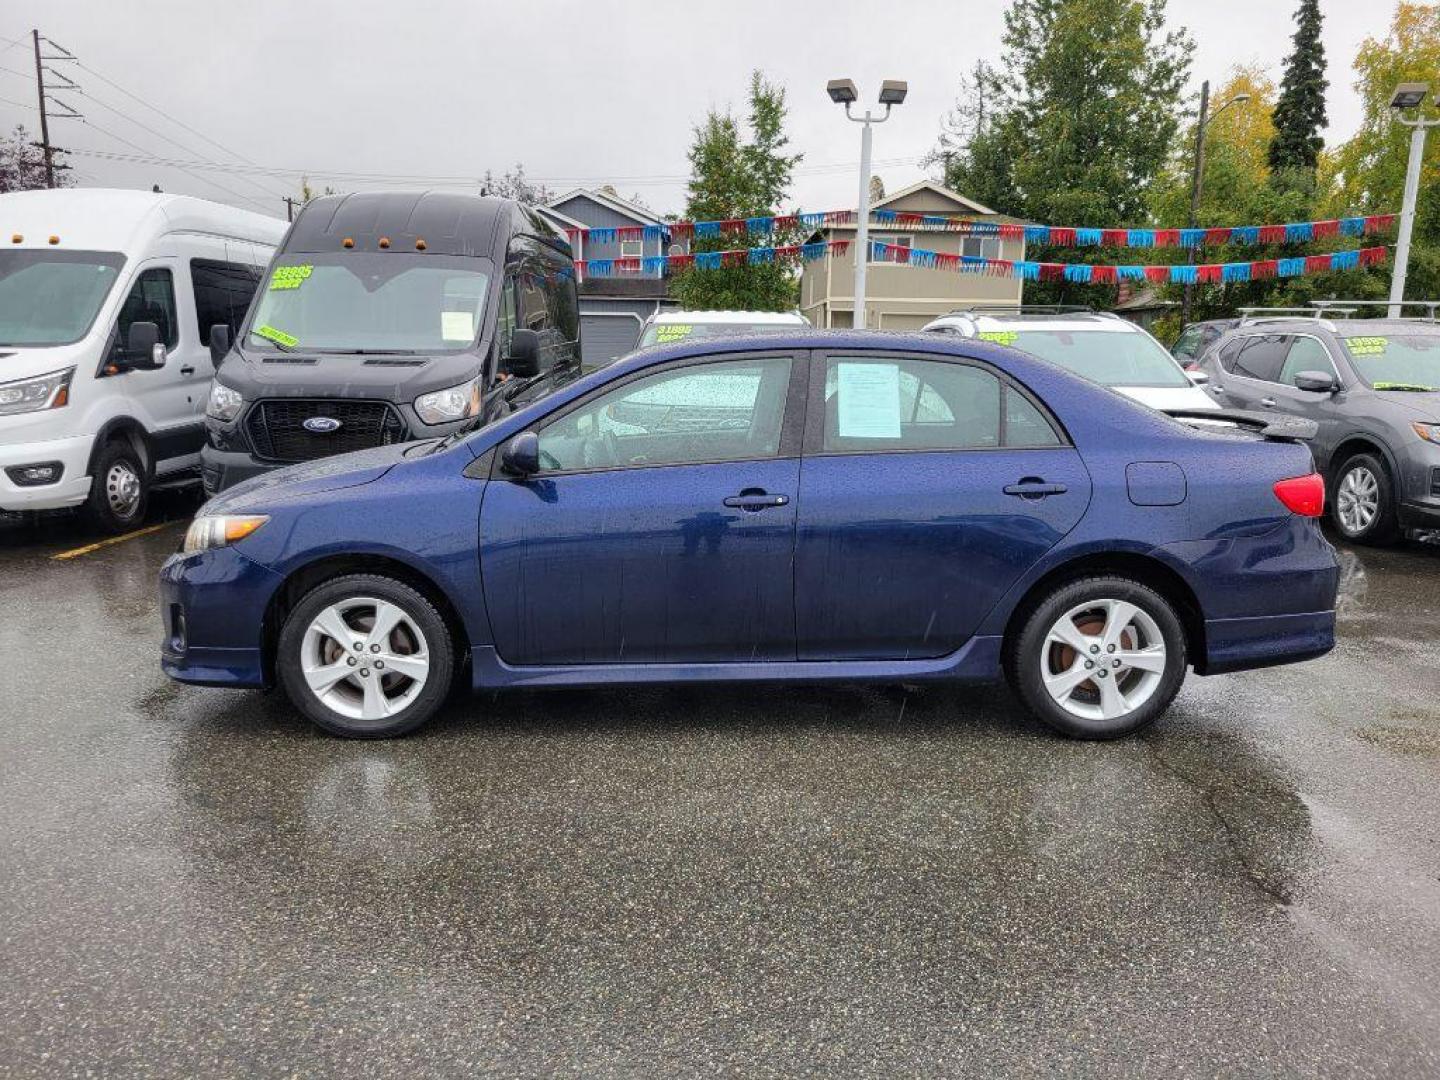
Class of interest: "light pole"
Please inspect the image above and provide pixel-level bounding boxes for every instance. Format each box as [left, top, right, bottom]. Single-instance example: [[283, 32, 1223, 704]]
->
[[827, 78, 907, 329], [1181, 80, 1251, 326], [1388, 83, 1438, 317]]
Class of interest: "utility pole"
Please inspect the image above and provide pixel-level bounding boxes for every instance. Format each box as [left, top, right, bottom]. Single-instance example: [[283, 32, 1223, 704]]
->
[[32, 29, 54, 188], [284, 197, 298, 222], [1181, 80, 1209, 328], [1386, 83, 1440, 317]]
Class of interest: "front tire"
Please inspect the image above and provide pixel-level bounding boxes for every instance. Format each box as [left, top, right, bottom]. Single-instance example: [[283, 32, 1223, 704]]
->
[[1008, 576, 1187, 740], [83, 439, 148, 534], [277, 574, 455, 738], [1331, 453, 1400, 546]]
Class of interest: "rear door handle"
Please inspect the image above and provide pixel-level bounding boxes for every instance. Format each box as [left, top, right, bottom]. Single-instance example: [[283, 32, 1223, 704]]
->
[[1003, 479, 1068, 499], [724, 491, 789, 511]]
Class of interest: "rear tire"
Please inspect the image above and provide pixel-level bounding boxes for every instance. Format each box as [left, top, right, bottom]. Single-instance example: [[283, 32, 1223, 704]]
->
[[1007, 576, 1187, 740], [83, 439, 148, 534], [1331, 453, 1400, 546], [277, 574, 455, 738]]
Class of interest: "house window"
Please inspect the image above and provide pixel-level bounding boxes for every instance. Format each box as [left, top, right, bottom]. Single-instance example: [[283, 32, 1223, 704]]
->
[[961, 236, 1002, 261], [619, 240, 644, 259], [869, 232, 913, 263]]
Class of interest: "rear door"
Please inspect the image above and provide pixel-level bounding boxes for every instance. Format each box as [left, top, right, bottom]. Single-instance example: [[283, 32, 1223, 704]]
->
[[793, 350, 1092, 660], [1209, 333, 1290, 410]]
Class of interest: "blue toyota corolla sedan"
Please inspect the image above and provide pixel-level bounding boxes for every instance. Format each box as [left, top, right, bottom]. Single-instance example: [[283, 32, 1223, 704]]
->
[[160, 331, 1339, 740]]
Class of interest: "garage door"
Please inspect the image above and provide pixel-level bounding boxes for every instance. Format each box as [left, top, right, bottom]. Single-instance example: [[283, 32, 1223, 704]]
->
[[581, 315, 642, 371]]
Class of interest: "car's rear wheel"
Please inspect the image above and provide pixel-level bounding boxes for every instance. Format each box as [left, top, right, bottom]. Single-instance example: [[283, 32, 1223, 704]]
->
[[1332, 453, 1400, 546], [1008, 576, 1187, 739], [277, 574, 454, 738]]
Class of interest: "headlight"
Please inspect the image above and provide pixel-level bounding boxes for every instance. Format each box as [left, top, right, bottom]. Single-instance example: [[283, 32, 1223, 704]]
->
[[0, 368, 73, 417], [183, 515, 269, 554], [206, 382, 244, 422], [414, 376, 482, 425], [1413, 421, 1440, 445]]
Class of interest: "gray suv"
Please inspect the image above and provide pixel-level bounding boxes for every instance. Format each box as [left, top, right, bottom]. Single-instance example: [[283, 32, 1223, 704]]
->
[[1192, 316, 1440, 545]]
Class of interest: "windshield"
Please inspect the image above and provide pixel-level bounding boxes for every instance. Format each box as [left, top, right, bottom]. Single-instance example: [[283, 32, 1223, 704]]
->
[[638, 320, 803, 347], [1000, 329, 1192, 388], [1341, 334, 1440, 390], [246, 253, 490, 354], [0, 250, 125, 347]]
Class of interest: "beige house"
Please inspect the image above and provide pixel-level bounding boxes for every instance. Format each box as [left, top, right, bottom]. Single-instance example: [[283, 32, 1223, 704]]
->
[[799, 180, 1026, 330]]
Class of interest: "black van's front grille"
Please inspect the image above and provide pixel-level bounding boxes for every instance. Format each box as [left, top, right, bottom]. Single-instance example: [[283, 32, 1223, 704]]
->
[[1431, 467, 1440, 498], [245, 399, 406, 462]]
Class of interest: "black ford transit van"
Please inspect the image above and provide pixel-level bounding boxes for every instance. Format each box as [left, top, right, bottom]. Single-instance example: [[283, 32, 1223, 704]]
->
[[201, 191, 580, 493]]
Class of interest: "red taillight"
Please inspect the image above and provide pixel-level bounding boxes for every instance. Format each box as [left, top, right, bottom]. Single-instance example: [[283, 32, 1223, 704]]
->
[[1273, 473, 1325, 517]]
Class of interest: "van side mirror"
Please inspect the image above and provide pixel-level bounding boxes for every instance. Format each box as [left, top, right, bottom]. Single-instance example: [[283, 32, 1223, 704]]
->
[[501, 431, 540, 476], [1293, 370, 1339, 393], [127, 321, 165, 370], [1186, 369, 1210, 385], [209, 323, 232, 366], [503, 329, 541, 379]]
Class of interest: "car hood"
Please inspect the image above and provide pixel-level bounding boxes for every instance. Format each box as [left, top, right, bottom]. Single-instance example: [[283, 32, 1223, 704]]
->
[[201, 442, 418, 514], [1371, 389, 1440, 421], [0, 341, 97, 383], [215, 344, 482, 400], [1116, 384, 1219, 411]]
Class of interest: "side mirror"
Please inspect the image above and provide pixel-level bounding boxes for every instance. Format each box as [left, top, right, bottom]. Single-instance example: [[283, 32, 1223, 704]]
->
[[126, 321, 164, 370], [1293, 370, 1339, 393], [500, 430, 540, 476], [1186, 369, 1210, 385], [209, 324, 232, 367], [503, 328, 541, 379]]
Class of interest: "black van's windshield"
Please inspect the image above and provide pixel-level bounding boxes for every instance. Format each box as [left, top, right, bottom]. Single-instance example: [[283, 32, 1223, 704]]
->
[[0, 250, 125, 347], [246, 253, 491, 354]]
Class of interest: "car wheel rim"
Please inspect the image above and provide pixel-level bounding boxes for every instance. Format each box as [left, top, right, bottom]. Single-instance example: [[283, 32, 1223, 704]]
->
[[1337, 466, 1379, 534], [105, 461, 142, 518], [1040, 599, 1167, 722], [301, 597, 430, 722]]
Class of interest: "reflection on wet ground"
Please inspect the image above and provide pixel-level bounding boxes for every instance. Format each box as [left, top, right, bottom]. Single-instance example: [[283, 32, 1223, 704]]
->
[[1, 511, 1438, 1077]]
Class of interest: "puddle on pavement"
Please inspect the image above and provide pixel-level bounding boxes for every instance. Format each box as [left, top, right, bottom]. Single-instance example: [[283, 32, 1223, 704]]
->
[[1354, 723, 1440, 758]]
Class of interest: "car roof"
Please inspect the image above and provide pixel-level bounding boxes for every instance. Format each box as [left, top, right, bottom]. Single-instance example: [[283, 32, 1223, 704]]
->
[[647, 310, 809, 325], [1224, 316, 1440, 335], [930, 312, 1143, 334]]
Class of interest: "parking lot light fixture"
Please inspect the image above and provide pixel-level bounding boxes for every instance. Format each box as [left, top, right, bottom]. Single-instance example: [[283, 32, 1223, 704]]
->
[[1388, 82, 1438, 317], [828, 77, 906, 329]]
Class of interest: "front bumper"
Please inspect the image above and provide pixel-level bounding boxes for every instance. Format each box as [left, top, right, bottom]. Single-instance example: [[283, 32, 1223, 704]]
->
[[159, 544, 284, 688], [200, 444, 276, 497], [0, 432, 94, 512], [1399, 500, 1440, 531]]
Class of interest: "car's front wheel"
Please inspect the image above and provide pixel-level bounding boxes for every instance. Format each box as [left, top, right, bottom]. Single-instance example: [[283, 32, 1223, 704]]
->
[[1008, 576, 1188, 739], [1332, 453, 1400, 546], [277, 574, 455, 738], [83, 439, 148, 534]]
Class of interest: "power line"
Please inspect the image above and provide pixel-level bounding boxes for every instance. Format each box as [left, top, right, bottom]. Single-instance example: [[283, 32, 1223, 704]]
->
[[77, 117, 272, 211]]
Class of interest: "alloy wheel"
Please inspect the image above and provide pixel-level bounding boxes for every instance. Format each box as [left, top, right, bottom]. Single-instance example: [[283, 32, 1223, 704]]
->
[[300, 597, 431, 721], [1039, 599, 1167, 722], [1336, 465, 1379, 535]]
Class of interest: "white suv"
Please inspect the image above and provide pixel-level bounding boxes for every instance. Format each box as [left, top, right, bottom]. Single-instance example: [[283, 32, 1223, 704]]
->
[[923, 309, 1216, 412]]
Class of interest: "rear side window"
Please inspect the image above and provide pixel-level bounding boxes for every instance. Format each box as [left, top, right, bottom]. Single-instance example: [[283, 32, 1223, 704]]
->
[[190, 259, 261, 345], [109, 268, 178, 364], [820, 356, 1060, 453], [1231, 335, 1290, 382]]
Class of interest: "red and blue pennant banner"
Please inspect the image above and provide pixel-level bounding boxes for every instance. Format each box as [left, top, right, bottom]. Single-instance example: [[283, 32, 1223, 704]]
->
[[564, 212, 1396, 248], [869, 241, 1391, 284], [576, 239, 850, 278]]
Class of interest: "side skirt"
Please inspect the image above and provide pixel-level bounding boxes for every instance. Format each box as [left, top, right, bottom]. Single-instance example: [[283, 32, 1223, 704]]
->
[[469, 636, 1005, 691]]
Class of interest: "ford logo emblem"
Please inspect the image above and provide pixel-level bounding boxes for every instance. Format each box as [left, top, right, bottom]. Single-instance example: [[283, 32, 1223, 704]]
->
[[303, 416, 342, 433]]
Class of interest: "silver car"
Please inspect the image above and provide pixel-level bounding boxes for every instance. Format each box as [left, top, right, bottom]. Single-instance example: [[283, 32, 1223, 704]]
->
[[1192, 315, 1440, 544]]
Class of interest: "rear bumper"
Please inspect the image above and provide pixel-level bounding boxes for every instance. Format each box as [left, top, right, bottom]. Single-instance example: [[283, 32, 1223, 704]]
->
[[1198, 609, 1335, 675], [159, 544, 282, 688]]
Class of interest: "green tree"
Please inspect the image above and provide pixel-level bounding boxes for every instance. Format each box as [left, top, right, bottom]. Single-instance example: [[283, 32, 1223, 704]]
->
[[672, 71, 803, 311], [1268, 0, 1329, 177], [0, 125, 71, 192]]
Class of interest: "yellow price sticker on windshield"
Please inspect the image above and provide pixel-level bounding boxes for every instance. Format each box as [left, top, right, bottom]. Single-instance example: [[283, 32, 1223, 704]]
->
[[1344, 335, 1388, 356], [977, 330, 1018, 346], [254, 324, 298, 348], [655, 324, 694, 342], [268, 264, 313, 291]]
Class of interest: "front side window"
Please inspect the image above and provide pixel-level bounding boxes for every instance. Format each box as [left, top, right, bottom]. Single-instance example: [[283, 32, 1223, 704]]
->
[[1341, 333, 1440, 391], [246, 254, 490, 354], [110, 268, 178, 364], [0, 250, 125, 347], [1005, 329, 1192, 388], [821, 356, 1059, 453], [1279, 337, 1339, 386], [537, 357, 792, 472]]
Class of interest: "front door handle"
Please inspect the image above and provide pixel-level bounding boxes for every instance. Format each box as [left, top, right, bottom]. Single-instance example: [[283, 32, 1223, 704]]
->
[[1209, 384, 1226, 395], [1003, 479, 1068, 499], [180, 365, 196, 376], [723, 490, 789, 512], [1260, 397, 1277, 408]]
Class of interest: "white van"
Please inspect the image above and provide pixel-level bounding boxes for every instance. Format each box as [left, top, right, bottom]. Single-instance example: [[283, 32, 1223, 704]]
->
[[0, 188, 286, 531]]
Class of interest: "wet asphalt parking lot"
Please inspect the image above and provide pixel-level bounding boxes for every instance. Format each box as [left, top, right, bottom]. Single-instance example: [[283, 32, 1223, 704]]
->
[[2, 494, 1439, 1079]]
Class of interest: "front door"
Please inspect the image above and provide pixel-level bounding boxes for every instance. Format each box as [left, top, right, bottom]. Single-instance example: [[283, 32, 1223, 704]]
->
[[794, 351, 1092, 660], [479, 352, 805, 665]]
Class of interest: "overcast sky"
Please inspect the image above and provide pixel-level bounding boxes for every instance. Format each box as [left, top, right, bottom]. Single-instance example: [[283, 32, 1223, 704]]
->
[[0, 1, 1395, 222]]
